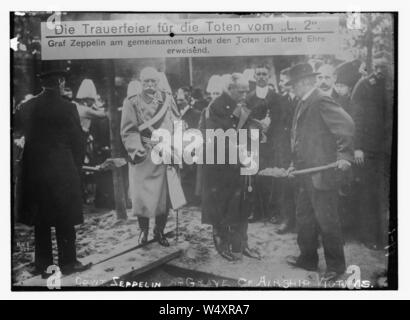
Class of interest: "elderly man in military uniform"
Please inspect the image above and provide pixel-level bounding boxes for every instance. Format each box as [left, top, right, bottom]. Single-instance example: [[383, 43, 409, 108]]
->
[[15, 69, 91, 277], [121, 67, 182, 246], [286, 63, 355, 281], [351, 54, 393, 250], [201, 73, 262, 261]]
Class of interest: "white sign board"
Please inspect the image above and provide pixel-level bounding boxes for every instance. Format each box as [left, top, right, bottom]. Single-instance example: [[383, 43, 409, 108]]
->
[[41, 16, 339, 60]]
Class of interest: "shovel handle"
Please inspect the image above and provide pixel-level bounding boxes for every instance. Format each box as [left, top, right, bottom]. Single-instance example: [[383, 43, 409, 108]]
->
[[82, 165, 100, 172], [291, 162, 338, 176]]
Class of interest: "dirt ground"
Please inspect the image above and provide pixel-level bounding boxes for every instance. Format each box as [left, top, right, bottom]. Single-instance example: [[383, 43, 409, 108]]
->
[[13, 206, 388, 288]]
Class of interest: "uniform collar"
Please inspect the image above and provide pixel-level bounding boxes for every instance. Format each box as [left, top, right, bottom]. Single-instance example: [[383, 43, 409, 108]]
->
[[141, 90, 163, 104]]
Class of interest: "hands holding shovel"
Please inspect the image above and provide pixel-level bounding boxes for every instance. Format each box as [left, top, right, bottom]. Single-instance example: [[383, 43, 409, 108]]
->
[[82, 158, 127, 172], [258, 160, 350, 178]]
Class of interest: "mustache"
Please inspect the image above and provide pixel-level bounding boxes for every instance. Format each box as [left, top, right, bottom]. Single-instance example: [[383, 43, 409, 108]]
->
[[319, 83, 331, 90]]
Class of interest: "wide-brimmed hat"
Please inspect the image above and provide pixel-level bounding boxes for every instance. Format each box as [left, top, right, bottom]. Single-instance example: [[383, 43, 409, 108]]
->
[[285, 63, 319, 86]]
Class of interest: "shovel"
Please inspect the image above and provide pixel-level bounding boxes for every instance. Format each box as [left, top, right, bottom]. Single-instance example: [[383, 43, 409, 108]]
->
[[82, 158, 127, 172], [258, 162, 338, 178]]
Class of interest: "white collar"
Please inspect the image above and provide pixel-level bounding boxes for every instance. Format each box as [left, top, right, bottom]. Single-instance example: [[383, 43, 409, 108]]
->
[[256, 86, 269, 99], [180, 104, 191, 117], [302, 87, 316, 101]]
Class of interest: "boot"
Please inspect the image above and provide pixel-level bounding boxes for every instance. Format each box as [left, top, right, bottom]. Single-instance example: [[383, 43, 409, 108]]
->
[[60, 260, 92, 275], [138, 229, 148, 245], [154, 230, 170, 247]]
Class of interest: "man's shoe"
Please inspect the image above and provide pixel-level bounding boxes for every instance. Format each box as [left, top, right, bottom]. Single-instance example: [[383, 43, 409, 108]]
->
[[321, 270, 344, 282], [154, 232, 170, 247], [269, 216, 281, 225], [217, 249, 235, 261], [230, 251, 243, 261], [32, 264, 48, 276], [248, 213, 260, 223], [243, 247, 261, 260], [286, 256, 317, 272], [277, 223, 293, 235], [61, 260, 92, 275]]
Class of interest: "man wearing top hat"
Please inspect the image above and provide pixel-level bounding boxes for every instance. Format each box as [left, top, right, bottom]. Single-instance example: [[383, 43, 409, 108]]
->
[[285, 63, 355, 281], [14, 69, 91, 277]]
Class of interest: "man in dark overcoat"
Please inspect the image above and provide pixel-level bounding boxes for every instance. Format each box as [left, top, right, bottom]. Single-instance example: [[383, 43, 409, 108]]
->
[[351, 55, 393, 250], [175, 87, 201, 205], [201, 73, 261, 261], [14, 70, 91, 277], [286, 63, 355, 281], [274, 67, 299, 234], [333, 60, 363, 234], [245, 64, 281, 223]]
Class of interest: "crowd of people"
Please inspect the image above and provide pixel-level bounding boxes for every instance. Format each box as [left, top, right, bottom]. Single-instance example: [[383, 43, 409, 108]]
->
[[13, 53, 393, 281]]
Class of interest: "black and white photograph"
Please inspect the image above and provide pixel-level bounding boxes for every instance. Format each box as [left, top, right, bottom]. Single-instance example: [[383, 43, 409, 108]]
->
[[9, 10, 397, 291]]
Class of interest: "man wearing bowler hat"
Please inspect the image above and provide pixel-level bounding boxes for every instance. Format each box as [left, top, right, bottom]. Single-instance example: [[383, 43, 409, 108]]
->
[[15, 69, 91, 277], [285, 63, 355, 281]]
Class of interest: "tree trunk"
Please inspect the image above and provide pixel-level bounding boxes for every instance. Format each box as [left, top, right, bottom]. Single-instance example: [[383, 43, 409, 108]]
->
[[103, 60, 128, 220]]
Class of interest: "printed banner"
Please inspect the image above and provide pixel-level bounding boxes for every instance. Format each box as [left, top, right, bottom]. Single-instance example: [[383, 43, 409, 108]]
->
[[41, 16, 340, 60]]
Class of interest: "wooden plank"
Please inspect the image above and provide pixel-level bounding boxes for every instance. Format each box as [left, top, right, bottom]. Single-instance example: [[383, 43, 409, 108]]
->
[[15, 241, 188, 288], [12, 217, 177, 284]]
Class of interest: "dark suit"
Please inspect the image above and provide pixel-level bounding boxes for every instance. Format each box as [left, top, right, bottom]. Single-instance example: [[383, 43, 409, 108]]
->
[[291, 88, 354, 272], [246, 88, 280, 220], [181, 105, 201, 129], [351, 74, 392, 247], [180, 105, 201, 204], [201, 92, 253, 254], [274, 93, 298, 227], [331, 89, 353, 116], [14, 88, 85, 270]]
